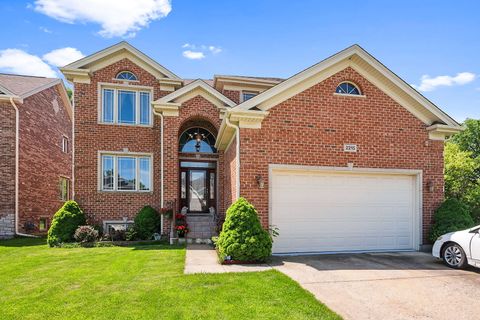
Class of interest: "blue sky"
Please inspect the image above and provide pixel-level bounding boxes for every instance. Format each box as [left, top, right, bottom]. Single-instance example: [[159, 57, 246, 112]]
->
[[0, 0, 478, 121]]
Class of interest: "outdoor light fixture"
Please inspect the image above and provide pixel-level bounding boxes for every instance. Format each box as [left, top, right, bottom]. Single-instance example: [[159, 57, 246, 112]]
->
[[427, 180, 434, 192], [255, 175, 265, 189]]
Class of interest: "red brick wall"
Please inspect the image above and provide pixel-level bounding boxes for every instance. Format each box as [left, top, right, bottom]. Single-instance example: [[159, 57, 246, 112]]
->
[[18, 85, 72, 234], [222, 90, 240, 104], [73, 58, 225, 232], [239, 67, 444, 244], [0, 101, 16, 238]]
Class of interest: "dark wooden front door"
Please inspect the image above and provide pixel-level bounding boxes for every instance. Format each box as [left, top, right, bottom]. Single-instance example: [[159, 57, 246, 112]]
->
[[180, 161, 216, 213]]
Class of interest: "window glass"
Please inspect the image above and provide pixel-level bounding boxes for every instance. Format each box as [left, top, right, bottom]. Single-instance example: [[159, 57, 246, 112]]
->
[[62, 136, 68, 153], [139, 92, 150, 125], [117, 157, 136, 190], [116, 71, 137, 81], [60, 178, 69, 201], [210, 173, 215, 200], [102, 89, 114, 123], [336, 82, 360, 95], [118, 90, 136, 124], [181, 171, 186, 199], [39, 218, 47, 231], [179, 128, 217, 153], [242, 92, 257, 101], [102, 155, 114, 190], [180, 161, 216, 168], [139, 157, 151, 191]]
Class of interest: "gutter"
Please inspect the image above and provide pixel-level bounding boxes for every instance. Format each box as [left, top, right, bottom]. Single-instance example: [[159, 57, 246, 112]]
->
[[225, 113, 241, 199], [8, 97, 36, 237]]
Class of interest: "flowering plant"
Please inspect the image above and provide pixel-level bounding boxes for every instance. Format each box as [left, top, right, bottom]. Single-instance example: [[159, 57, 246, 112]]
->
[[176, 224, 189, 238]]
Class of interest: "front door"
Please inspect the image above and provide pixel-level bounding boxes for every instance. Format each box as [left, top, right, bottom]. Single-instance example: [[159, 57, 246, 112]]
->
[[180, 161, 216, 213]]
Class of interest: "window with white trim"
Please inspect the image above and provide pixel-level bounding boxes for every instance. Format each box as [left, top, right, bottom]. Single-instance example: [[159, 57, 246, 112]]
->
[[61, 136, 69, 153], [59, 177, 70, 201], [101, 154, 152, 192], [101, 87, 151, 125], [116, 71, 138, 81], [241, 91, 258, 102], [335, 82, 361, 95]]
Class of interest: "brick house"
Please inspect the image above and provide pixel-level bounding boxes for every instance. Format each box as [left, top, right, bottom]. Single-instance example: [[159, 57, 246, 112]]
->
[[61, 42, 461, 253], [0, 74, 72, 238]]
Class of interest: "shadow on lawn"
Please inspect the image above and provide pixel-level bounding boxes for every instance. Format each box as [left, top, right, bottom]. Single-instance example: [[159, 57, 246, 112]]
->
[[0, 237, 47, 247]]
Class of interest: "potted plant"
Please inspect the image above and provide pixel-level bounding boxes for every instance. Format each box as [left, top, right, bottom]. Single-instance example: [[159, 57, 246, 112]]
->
[[175, 224, 189, 244]]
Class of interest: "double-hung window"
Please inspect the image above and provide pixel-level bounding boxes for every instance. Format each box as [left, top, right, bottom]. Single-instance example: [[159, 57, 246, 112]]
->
[[101, 87, 151, 125], [101, 154, 152, 192]]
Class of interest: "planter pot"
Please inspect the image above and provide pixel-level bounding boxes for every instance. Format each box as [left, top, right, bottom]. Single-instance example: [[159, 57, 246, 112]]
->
[[178, 238, 186, 244]]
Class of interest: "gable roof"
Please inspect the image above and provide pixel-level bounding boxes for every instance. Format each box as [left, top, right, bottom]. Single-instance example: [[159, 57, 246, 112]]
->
[[154, 79, 236, 108], [0, 73, 72, 119], [232, 44, 460, 128], [0, 73, 60, 99], [61, 41, 181, 82]]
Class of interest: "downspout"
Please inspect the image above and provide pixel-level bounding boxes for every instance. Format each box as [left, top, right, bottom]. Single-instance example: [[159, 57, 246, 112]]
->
[[153, 110, 164, 234], [225, 113, 240, 199], [9, 97, 36, 237]]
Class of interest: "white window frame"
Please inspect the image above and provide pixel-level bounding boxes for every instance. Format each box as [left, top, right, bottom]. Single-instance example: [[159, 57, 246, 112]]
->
[[61, 136, 69, 153], [59, 176, 70, 201], [241, 90, 259, 102], [98, 82, 154, 127], [98, 151, 153, 193]]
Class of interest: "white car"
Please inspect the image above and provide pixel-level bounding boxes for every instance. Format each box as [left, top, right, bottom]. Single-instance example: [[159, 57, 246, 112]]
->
[[432, 225, 480, 269]]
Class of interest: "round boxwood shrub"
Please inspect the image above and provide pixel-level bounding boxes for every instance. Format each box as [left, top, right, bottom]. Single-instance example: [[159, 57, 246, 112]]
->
[[47, 201, 86, 247], [429, 198, 475, 242], [217, 197, 272, 262], [74, 225, 98, 244], [134, 206, 161, 240]]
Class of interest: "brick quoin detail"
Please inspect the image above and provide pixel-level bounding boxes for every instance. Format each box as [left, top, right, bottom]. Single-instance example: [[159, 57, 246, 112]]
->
[[238, 67, 444, 244]]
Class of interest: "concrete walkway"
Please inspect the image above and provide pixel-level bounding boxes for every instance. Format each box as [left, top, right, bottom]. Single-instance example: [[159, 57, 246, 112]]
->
[[184, 244, 272, 274]]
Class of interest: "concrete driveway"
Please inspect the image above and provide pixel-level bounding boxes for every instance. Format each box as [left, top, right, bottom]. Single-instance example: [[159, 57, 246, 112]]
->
[[273, 252, 480, 320]]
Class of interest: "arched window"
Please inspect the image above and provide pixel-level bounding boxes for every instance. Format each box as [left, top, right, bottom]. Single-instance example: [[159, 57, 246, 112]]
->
[[179, 127, 217, 153], [116, 71, 138, 81], [335, 82, 361, 95]]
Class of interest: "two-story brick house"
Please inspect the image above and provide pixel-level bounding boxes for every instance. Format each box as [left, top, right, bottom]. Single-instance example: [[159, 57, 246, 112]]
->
[[61, 42, 461, 253], [0, 74, 72, 238]]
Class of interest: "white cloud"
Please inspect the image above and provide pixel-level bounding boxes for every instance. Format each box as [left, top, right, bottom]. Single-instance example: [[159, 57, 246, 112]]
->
[[181, 43, 222, 59], [208, 46, 222, 54], [412, 72, 476, 92], [42, 47, 85, 67], [33, 0, 172, 38], [182, 50, 205, 60], [0, 49, 57, 78], [39, 26, 52, 33]]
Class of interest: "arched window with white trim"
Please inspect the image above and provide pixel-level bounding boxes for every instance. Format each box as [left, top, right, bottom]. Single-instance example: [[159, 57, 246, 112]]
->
[[335, 82, 361, 95], [116, 71, 138, 81]]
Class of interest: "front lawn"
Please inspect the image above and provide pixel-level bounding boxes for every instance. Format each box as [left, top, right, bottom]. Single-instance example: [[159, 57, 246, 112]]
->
[[0, 238, 340, 320]]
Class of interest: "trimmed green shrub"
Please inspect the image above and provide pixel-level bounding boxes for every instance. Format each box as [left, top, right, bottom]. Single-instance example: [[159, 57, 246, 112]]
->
[[134, 206, 161, 240], [74, 225, 98, 243], [429, 198, 475, 242], [47, 201, 86, 247], [217, 197, 272, 262]]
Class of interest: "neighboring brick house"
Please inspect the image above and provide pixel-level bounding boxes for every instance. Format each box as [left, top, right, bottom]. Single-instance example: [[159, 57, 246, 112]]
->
[[61, 42, 461, 253], [0, 74, 72, 238]]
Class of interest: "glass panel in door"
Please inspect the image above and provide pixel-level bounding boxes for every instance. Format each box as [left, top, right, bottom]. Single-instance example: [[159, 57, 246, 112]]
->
[[189, 170, 207, 212]]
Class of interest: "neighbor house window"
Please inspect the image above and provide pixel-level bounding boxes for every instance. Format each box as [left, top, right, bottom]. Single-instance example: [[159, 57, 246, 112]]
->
[[101, 87, 151, 125], [61, 136, 69, 153], [335, 82, 361, 95], [100, 154, 152, 192], [116, 71, 138, 81], [242, 91, 258, 102], [39, 218, 47, 231], [59, 177, 70, 201]]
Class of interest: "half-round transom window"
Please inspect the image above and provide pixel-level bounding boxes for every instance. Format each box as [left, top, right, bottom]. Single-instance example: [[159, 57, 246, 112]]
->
[[336, 82, 361, 95], [179, 127, 217, 153], [116, 71, 138, 81]]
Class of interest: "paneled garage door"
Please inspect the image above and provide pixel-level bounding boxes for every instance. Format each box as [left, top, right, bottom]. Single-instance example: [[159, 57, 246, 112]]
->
[[270, 168, 419, 254]]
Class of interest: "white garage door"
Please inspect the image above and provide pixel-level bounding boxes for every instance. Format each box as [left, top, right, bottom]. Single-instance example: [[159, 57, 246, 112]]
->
[[271, 168, 419, 254]]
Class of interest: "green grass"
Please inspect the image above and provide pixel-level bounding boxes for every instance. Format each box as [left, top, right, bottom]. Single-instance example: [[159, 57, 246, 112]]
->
[[0, 238, 340, 320]]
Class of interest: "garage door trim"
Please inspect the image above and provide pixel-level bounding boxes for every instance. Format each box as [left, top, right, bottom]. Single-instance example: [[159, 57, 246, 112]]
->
[[268, 164, 423, 253]]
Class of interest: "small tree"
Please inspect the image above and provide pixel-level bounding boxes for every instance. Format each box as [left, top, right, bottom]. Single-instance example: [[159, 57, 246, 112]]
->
[[217, 198, 272, 262], [47, 201, 86, 247], [134, 206, 161, 240], [429, 198, 475, 242]]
